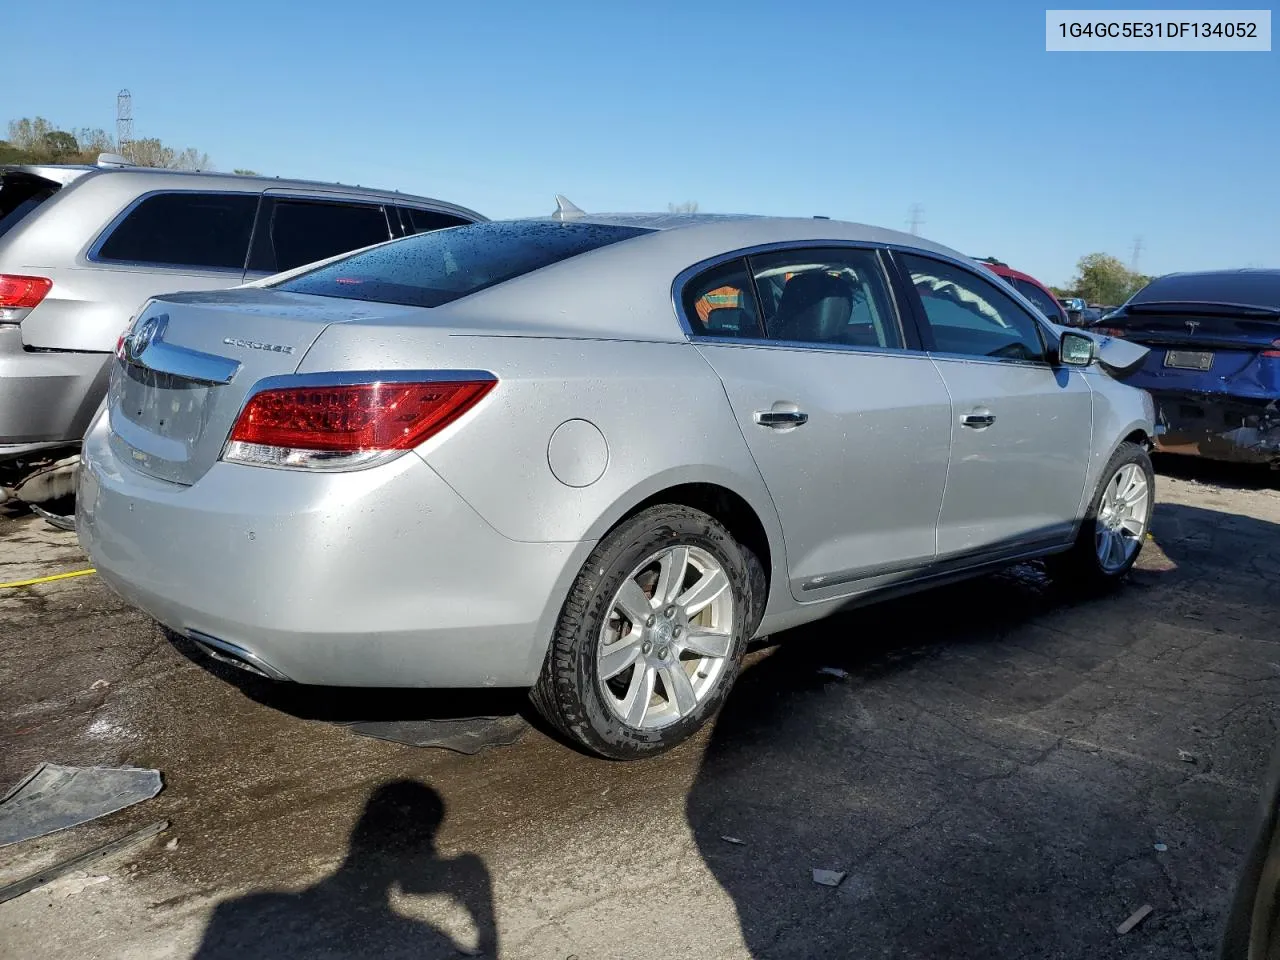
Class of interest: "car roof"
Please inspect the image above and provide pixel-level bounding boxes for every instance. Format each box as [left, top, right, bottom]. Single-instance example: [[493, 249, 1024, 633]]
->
[[426, 213, 985, 341], [1, 162, 485, 220], [531, 211, 967, 259]]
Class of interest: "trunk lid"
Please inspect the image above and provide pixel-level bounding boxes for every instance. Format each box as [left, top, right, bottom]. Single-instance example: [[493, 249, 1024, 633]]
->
[[1102, 305, 1280, 397], [1104, 305, 1280, 351], [107, 289, 383, 485]]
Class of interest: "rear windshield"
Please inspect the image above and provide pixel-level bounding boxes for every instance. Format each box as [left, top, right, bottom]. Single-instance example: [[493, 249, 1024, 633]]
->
[[0, 173, 59, 240], [274, 220, 653, 308], [1131, 272, 1280, 309]]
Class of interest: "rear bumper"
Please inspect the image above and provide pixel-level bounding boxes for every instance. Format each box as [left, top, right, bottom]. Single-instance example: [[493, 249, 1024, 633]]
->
[[1150, 389, 1280, 464], [76, 413, 592, 687], [0, 326, 111, 444]]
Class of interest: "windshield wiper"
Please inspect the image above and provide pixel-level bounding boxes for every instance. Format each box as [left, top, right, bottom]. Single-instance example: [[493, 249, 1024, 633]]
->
[[1126, 300, 1280, 317]]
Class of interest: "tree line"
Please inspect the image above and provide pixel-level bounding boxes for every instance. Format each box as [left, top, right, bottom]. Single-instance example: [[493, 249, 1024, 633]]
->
[[1, 115, 216, 172], [1051, 253, 1153, 306]]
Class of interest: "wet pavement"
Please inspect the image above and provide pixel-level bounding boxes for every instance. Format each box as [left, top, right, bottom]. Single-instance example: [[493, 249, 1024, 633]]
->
[[1, 459, 1278, 959]]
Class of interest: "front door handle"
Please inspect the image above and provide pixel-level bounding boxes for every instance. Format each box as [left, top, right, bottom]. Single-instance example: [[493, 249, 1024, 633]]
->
[[961, 413, 996, 429], [754, 409, 809, 428]]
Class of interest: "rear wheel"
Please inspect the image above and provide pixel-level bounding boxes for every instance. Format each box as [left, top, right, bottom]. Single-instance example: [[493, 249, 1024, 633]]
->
[[531, 504, 752, 759], [1049, 441, 1154, 586]]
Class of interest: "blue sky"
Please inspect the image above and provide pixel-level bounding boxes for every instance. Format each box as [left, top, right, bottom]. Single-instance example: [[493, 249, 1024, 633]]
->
[[4, 0, 1277, 285]]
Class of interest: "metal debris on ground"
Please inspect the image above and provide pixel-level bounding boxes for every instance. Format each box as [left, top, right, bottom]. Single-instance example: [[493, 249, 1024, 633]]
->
[[817, 666, 850, 680], [1116, 903, 1154, 934], [812, 869, 847, 887], [348, 716, 528, 754], [1178, 749, 1197, 763], [0, 820, 169, 905], [720, 835, 745, 845], [0, 764, 163, 847]]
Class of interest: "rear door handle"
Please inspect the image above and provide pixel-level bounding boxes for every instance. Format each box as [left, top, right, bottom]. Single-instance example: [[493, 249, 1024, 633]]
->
[[754, 409, 809, 428], [960, 413, 995, 429]]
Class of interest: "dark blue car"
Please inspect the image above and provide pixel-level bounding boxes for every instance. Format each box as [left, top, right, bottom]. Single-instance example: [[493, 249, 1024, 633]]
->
[[1091, 269, 1280, 465]]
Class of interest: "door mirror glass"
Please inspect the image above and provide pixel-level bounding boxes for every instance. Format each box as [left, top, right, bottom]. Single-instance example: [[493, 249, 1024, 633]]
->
[[1059, 332, 1095, 366]]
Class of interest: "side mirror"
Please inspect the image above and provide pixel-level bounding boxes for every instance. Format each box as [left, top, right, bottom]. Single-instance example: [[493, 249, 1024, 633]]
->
[[1059, 331, 1095, 366]]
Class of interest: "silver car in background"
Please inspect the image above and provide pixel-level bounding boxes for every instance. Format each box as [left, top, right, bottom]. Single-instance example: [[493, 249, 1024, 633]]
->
[[0, 155, 483, 510], [77, 211, 1156, 758]]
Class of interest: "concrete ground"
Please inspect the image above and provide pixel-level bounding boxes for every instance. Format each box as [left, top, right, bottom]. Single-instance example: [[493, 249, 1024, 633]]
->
[[1, 457, 1278, 959]]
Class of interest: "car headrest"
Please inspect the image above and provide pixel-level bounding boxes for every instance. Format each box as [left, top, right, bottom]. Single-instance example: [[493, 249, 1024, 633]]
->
[[773, 272, 854, 343]]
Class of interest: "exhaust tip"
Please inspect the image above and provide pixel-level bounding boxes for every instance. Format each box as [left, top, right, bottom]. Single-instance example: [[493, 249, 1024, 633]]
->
[[187, 630, 291, 682]]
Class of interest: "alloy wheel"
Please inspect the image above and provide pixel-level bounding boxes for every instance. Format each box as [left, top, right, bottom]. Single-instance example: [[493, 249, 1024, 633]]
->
[[1095, 462, 1150, 573], [596, 544, 735, 730]]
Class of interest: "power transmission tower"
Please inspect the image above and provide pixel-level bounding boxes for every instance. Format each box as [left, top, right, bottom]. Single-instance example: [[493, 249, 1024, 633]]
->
[[116, 90, 133, 159], [907, 203, 924, 236], [1130, 236, 1143, 273]]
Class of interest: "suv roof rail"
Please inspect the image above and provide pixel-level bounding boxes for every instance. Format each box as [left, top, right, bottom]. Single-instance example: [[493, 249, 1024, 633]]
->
[[96, 153, 131, 168]]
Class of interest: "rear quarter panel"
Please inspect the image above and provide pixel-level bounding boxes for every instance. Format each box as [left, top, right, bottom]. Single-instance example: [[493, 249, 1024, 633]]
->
[[297, 324, 787, 546], [298, 326, 792, 654]]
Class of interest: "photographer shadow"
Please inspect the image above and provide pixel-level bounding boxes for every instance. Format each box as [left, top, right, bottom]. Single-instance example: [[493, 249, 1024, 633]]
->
[[194, 779, 497, 959]]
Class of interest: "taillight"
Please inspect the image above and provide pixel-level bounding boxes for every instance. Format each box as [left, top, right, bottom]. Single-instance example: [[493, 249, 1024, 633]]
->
[[1262, 338, 1280, 358], [0, 274, 52, 322], [223, 377, 496, 471]]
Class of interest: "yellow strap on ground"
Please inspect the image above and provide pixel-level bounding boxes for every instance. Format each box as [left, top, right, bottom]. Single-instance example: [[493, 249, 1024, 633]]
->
[[0, 568, 97, 589]]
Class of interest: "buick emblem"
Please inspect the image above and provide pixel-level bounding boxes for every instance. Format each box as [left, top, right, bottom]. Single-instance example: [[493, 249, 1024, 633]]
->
[[122, 314, 168, 365]]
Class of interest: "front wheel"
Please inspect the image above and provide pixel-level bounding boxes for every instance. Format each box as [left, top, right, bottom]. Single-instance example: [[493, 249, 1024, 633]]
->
[[1049, 441, 1154, 586], [531, 504, 752, 759]]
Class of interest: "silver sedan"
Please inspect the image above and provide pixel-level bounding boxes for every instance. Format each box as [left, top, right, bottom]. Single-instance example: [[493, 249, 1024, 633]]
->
[[77, 209, 1156, 758]]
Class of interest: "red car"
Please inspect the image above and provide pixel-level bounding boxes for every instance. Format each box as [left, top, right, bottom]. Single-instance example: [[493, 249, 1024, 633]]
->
[[971, 257, 1073, 326]]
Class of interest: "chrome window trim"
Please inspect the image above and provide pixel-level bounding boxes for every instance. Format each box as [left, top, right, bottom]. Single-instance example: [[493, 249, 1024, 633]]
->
[[85, 188, 262, 273], [672, 239, 920, 357], [688, 336, 934, 362]]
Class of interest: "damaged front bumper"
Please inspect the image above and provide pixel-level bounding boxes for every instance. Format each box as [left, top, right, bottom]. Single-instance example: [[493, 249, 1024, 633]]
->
[[1151, 390, 1280, 464]]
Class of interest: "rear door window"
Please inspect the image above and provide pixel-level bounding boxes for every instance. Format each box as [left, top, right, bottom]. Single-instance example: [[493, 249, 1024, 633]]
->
[[749, 247, 903, 348], [95, 192, 258, 270], [248, 198, 392, 273], [275, 220, 652, 307]]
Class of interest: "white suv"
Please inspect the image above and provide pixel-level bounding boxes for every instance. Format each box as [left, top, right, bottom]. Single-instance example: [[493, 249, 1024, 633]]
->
[[0, 155, 483, 515]]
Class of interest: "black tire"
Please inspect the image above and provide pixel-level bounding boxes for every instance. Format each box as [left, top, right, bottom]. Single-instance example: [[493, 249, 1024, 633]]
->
[[1048, 441, 1154, 587], [530, 504, 753, 759]]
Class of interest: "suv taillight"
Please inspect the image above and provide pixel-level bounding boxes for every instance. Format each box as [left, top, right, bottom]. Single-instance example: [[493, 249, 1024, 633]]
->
[[0, 274, 52, 322], [1262, 338, 1280, 359], [223, 378, 496, 471]]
